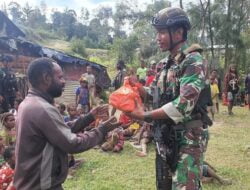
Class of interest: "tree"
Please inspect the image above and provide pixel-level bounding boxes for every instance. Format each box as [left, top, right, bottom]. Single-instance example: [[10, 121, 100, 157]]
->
[[40, 0, 47, 16], [207, 0, 215, 60], [1, 2, 8, 16], [180, 0, 183, 9], [28, 8, 46, 28], [8, 2, 23, 23], [22, 2, 34, 22], [111, 35, 139, 64], [224, 0, 232, 69], [80, 7, 89, 25], [70, 38, 87, 58], [51, 9, 77, 40]]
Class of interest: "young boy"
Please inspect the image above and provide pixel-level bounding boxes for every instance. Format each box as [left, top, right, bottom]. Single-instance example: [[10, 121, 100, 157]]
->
[[208, 75, 220, 121], [63, 104, 82, 173], [75, 78, 90, 115], [64, 104, 79, 123]]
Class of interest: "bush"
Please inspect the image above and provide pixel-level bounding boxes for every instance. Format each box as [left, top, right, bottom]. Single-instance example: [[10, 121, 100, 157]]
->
[[70, 39, 87, 58], [111, 35, 139, 65]]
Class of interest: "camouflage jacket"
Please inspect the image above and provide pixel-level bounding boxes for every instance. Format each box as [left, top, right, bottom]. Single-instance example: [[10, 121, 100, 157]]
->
[[156, 43, 206, 124]]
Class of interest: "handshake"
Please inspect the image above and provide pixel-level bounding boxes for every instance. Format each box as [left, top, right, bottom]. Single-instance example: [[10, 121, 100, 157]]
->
[[68, 104, 121, 134], [90, 104, 121, 133]]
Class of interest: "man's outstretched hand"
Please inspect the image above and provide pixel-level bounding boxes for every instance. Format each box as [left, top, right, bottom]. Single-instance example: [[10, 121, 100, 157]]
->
[[98, 116, 121, 134], [90, 104, 109, 119]]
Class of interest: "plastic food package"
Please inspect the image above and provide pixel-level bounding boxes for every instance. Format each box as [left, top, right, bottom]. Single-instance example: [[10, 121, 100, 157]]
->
[[109, 77, 142, 112]]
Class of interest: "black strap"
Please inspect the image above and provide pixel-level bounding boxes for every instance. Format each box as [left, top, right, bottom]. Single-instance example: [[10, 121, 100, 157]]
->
[[162, 57, 175, 93], [168, 29, 186, 51]]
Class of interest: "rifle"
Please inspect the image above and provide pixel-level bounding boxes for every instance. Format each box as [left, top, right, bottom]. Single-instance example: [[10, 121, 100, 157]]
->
[[151, 58, 175, 161], [151, 79, 167, 160]]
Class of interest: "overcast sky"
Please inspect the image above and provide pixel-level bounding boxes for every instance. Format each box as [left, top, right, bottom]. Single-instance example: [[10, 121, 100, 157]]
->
[[1, 0, 193, 14]]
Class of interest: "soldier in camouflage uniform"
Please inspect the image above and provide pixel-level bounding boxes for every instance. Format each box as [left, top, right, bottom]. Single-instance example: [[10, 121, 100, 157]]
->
[[127, 7, 209, 190]]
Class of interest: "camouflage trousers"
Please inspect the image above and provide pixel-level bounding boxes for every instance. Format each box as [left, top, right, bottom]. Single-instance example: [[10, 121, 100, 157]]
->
[[156, 121, 209, 190]]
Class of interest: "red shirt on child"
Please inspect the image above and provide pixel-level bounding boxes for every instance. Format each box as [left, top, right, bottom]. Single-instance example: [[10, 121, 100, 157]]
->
[[0, 163, 15, 190]]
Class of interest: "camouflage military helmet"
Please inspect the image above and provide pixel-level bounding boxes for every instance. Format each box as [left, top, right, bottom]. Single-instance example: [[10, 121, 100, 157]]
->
[[152, 7, 191, 30]]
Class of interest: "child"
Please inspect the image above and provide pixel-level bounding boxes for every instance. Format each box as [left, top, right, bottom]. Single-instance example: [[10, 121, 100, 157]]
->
[[208, 75, 220, 121], [75, 78, 90, 115], [64, 104, 78, 123], [101, 128, 124, 153], [0, 146, 15, 190], [118, 113, 140, 139], [134, 122, 153, 157], [210, 70, 221, 112], [202, 161, 232, 185], [63, 104, 79, 171], [145, 69, 155, 87], [0, 113, 16, 146], [9, 98, 23, 117], [57, 103, 67, 117]]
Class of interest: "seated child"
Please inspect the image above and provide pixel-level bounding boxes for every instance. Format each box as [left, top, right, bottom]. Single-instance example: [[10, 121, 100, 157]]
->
[[202, 161, 232, 185], [76, 106, 85, 116], [101, 128, 124, 153], [57, 103, 67, 117], [9, 98, 23, 118], [119, 113, 140, 138], [133, 122, 153, 157], [0, 146, 15, 190], [0, 113, 16, 146], [64, 104, 79, 123]]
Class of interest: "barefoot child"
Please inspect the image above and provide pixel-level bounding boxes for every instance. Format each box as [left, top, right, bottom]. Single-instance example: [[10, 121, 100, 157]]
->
[[208, 75, 219, 121], [101, 128, 124, 153], [202, 161, 232, 185], [134, 122, 153, 157]]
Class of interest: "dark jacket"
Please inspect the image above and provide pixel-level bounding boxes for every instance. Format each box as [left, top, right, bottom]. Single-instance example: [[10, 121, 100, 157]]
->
[[14, 89, 105, 190], [245, 74, 250, 94]]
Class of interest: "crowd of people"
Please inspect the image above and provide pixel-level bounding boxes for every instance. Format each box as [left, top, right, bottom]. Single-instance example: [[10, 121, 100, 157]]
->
[[0, 53, 249, 189]]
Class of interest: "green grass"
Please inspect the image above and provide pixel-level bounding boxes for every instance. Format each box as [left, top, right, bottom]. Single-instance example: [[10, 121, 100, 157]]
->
[[39, 39, 72, 53], [64, 105, 250, 190]]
